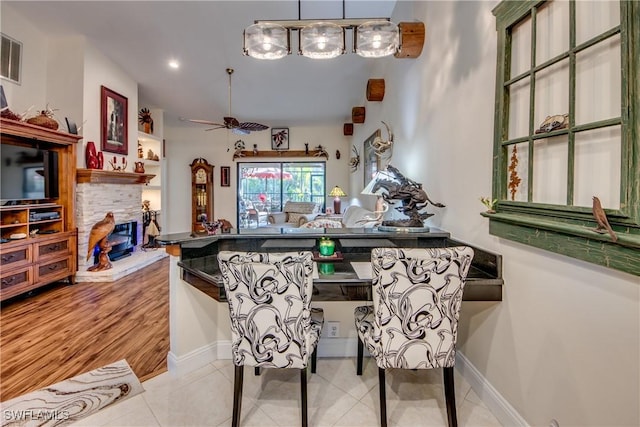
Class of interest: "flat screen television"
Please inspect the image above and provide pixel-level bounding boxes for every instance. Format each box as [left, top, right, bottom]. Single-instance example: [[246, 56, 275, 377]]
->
[[1, 143, 59, 205]]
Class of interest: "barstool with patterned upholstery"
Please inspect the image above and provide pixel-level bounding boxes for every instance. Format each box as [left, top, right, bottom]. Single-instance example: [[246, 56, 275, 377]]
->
[[218, 251, 324, 427], [354, 246, 474, 427]]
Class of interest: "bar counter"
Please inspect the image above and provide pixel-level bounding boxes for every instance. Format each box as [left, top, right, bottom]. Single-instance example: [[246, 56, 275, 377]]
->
[[157, 227, 503, 302]]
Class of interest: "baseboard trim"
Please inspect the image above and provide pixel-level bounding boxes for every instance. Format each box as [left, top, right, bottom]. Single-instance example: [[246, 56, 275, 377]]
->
[[167, 337, 362, 375], [167, 342, 218, 377], [456, 352, 529, 427]]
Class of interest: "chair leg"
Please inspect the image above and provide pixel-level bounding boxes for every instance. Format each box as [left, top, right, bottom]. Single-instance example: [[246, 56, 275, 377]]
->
[[357, 337, 364, 375], [443, 367, 458, 427], [300, 368, 308, 427], [378, 367, 387, 427], [232, 365, 244, 427], [311, 347, 318, 374], [254, 367, 261, 376]]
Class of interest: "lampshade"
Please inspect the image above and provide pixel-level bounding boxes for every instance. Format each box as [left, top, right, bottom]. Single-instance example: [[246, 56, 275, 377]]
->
[[243, 23, 289, 60], [355, 20, 399, 58], [329, 185, 347, 197], [361, 170, 397, 195], [300, 22, 344, 59]]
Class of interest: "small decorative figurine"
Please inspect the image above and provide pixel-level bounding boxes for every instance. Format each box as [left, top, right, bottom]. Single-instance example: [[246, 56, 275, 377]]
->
[[134, 161, 145, 173], [86, 212, 116, 271], [535, 114, 568, 134], [108, 156, 127, 171], [137, 141, 144, 158], [592, 196, 618, 242]]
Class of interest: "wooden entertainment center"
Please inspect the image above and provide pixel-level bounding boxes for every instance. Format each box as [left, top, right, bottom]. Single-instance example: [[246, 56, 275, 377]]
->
[[0, 118, 80, 301]]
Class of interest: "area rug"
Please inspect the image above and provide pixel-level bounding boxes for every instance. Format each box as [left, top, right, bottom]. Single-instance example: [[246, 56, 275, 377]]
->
[[0, 359, 144, 427]]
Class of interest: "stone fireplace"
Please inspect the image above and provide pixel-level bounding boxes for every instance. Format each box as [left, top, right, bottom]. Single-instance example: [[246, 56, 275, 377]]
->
[[75, 170, 166, 282]]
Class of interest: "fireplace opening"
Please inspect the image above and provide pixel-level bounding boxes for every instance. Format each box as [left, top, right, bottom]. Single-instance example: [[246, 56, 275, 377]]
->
[[94, 221, 137, 263]]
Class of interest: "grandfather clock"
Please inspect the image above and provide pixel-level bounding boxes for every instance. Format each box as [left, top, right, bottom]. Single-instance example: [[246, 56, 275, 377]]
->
[[190, 158, 214, 234]]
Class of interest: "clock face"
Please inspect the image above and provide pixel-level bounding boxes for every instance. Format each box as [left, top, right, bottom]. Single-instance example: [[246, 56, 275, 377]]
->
[[195, 168, 207, 184]]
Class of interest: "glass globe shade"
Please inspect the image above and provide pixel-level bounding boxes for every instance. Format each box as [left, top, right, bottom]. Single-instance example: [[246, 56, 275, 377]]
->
[[300, 22, 344, 59], [244, 23, 289, 60], [355, 21, 399, 58]]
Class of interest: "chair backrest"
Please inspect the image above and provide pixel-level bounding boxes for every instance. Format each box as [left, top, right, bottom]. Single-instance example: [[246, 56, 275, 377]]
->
[[218, 251, 315, 369], [370, 246, 474, 369]]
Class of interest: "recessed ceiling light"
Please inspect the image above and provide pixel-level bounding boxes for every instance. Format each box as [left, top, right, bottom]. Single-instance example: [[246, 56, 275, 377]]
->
[[168, 60, 180, 69]]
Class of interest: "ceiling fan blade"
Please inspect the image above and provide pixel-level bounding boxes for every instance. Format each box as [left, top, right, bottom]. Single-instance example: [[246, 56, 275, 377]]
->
[[189, 119, 224, 126], [204, 126, 226, 131], [239, 122, 269, 132]]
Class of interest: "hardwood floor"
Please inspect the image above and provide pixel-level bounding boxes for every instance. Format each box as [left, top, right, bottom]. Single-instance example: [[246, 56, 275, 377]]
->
[[0, 257, 169, 402]]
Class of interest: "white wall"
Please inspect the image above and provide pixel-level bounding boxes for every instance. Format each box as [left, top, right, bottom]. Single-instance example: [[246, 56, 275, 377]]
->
[[81, 44, 138, 168], [1, 4, 49, 117], [163, 124, 351, 232], [347, 2, 638, 426]]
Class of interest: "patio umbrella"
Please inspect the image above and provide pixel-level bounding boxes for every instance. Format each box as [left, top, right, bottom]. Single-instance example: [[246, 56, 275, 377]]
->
[[244, 167, 293, 180]]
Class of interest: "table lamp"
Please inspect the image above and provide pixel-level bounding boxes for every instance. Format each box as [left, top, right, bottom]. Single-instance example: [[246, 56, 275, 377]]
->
[[328, 185, 347, 214]]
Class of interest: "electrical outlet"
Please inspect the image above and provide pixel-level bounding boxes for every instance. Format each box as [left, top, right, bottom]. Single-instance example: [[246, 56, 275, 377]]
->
[[327, 321, 340, 338]]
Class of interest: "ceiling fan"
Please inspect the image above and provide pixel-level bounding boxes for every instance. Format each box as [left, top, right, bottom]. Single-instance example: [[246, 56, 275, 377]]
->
[[189, 68, 269, 135]]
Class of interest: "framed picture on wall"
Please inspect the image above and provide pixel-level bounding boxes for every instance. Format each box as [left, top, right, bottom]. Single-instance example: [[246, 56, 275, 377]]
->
[[221, 166, 231, 187], [101, 85, 128, 154], [271, 128, 289, 150], [363, 129, 381, 186]]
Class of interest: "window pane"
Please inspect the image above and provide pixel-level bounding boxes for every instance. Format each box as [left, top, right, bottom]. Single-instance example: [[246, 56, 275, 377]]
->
[[505, 142, 529, 202], [508, 77, 530, 139], [575, 35, 621, 125], [510, 16, 531, 78], [532, 136, 568, 205], [534, 59, 569, 133], [536, 0, 569, 65], [574, 126, 621, 209], [576, 1, 620, 45]]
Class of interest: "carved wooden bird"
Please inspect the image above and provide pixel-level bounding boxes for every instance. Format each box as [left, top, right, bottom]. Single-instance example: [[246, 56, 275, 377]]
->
[[86, 212, 116, 261], [592, 196, 617, 242]]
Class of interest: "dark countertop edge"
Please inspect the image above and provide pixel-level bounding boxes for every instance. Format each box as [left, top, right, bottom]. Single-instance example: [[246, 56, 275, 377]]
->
[[178, 261, 503, 302], [157, 227, 451, 246]]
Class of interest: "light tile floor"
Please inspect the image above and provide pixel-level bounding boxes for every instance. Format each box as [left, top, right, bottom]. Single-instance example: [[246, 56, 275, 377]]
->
[[73, 358, 502, 426]]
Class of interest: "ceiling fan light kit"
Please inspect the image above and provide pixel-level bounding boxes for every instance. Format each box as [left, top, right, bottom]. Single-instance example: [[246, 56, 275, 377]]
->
[[243, 17, 412, 60]]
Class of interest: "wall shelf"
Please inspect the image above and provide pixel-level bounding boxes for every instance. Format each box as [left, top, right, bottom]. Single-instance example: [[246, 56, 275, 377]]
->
[[233, 149, 329, 161]]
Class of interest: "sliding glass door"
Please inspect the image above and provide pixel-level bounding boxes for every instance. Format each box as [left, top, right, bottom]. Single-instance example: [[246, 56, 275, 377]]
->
[[237, 161, 325, 228]]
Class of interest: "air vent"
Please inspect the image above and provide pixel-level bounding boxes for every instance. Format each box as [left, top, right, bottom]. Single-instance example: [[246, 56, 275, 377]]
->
[[1, 33, 22, 84]]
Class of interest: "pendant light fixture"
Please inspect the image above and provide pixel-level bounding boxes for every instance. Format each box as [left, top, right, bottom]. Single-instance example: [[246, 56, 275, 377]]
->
[[243, 0, 402, 60], [354, 20, 399, 58], [299, 21, 344, 59], [243, 22, 289, 60]]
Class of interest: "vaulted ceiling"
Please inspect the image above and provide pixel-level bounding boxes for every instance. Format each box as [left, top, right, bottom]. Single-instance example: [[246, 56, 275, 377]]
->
[[6, 1, 399, 128]]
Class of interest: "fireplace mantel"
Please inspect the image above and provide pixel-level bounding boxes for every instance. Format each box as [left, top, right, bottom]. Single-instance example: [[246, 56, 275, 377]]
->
[[77, 169, 155, 185]]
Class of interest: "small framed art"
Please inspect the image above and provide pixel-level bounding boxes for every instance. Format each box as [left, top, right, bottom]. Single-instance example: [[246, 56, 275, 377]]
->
[[221, 166, 231, 187], [271, 128, 289, 150], [101, 85, 128, 155]]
